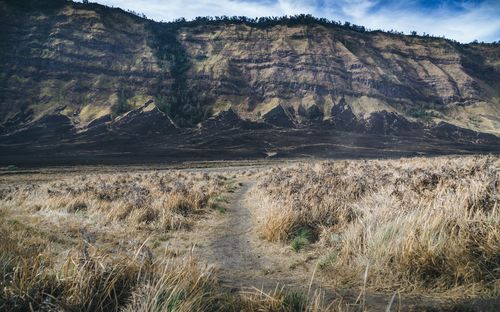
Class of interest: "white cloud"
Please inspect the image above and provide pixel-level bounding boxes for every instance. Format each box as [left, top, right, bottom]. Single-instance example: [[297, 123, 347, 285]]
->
[[335, 0, 377, 19], [86, 0, 500, 42], [328, 0, 500, 42], [276, 0, 316, 16], [91, 0, 284, 21]]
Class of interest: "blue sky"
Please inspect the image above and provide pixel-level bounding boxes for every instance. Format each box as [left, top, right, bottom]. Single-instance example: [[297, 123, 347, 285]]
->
[[85, 0, 500, 42]]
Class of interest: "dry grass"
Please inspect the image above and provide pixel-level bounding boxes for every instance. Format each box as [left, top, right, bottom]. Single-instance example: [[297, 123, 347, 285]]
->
[[0, 170, 225, 311], [232, 286, 346, 312], [0, 171, 231, 231], [2, 157, 497, 310], [0, 215, 218, 311], [0, 214, 344, 311], [251, 155, 500, 296], [0, 168, 344, 311]]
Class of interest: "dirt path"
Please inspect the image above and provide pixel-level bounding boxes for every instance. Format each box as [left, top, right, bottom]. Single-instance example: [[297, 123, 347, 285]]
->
[[169, 180, 416, 310], [168, 178, 496, 311], [204, 181, 265, 285], [165, 179, 317, 292], [199, 180, 310, 289], [195, 180, 398, 310]]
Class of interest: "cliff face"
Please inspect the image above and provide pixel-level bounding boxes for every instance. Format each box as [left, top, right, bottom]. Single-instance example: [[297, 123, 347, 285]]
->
[[0, 0, 162, 124], [1, 0, 499, 132], [2, 1, 499, 134], [178, 24, 499, 134], [0, 0, 499, 163]]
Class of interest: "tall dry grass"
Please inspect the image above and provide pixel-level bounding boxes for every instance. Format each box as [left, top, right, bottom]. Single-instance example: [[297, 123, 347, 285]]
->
[[0, 215, 218, 311], [0, 168, 346, 311], [0, 214, 345, 311], [251, 156, 500, 295], [0, 171, 229, 231], [0, 170, 227, 311]]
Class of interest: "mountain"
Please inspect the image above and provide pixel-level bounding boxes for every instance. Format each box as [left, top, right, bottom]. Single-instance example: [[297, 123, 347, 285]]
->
[[0, 0, 499, 165]]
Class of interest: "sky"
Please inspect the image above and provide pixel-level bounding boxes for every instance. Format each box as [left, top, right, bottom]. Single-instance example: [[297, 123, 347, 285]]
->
[[85, 0, 500, 43]]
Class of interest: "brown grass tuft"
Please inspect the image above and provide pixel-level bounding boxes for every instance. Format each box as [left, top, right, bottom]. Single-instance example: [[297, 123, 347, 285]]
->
[[1, 171, 228, 231], [251, 155, 500, 295]]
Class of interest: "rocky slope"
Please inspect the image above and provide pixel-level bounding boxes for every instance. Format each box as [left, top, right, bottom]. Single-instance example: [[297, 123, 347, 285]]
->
[[0, 0, 499, 164]]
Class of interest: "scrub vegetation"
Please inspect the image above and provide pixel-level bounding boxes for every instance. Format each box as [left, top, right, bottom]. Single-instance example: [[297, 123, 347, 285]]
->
[[0, 156, 498, 311], [251, 156, 499, 296]]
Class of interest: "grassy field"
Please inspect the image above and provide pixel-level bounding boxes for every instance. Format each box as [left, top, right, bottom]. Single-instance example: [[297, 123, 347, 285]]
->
[[0, 156, 498, 311], [251, 156, 499, 296], [0, 168, 331, 311]]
